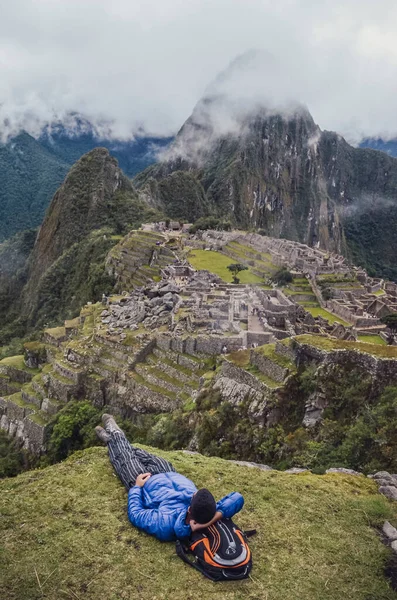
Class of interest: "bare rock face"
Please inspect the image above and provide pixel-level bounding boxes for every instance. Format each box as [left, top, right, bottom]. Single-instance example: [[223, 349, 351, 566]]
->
[[379, 486, 397, 501], [383, 521, 397, 541]]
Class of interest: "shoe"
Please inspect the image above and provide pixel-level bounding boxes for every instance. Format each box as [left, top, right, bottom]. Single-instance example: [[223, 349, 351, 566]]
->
[[102, 413, 123, 434], [95, 425, 111, 444]]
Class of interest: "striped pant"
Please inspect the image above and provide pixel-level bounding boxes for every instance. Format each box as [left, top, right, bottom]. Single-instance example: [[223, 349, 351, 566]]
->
[[107, 430, 175, 490]]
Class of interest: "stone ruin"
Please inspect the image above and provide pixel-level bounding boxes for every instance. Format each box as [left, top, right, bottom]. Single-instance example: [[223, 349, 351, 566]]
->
[[3, 227, 397, 455]]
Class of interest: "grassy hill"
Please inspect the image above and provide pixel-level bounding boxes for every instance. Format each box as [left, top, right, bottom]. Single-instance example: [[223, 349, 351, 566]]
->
[[1, 446, 397, 600]]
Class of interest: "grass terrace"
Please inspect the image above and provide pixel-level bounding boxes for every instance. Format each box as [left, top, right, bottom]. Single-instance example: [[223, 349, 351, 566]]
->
[[255, 343, 297, 371], [226, 349, 286, 388], [304, 306, 350, 326], [188, 250, 263, 284], [0, 355, 39, 375], [295, 334, 397, 359], [285, 277, 351, 326], [44, 326, 66, 340], [1, 446, 397, 600], [358, 335, 387, 346]]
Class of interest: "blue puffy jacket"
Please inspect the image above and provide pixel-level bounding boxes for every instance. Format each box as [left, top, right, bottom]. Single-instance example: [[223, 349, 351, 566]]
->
[[127, 471, 244, 542]]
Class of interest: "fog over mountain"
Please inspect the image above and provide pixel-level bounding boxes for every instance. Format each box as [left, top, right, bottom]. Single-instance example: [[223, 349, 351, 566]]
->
[[1, 0, 397, 143]]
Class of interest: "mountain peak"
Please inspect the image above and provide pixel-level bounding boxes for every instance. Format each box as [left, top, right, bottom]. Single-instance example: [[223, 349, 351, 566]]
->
[[28, 148, 132, 285]]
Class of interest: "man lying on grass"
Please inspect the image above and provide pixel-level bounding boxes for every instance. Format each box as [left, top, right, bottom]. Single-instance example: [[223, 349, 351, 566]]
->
[[96, 415, 244, 541]]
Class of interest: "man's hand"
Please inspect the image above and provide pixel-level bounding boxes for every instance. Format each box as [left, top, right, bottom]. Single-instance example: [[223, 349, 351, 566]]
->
[[135, 473, 151, 487], [190, 510, 223, 532]]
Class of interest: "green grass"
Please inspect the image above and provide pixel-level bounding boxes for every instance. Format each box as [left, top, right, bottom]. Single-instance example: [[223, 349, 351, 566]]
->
[[188, 250, 263, 284], [373, 289, 386, 296], [227, 349, 251, 367], [45, 326, 66, 339], [1, 446, 396, 600], [304, 306, 350, 326], [255, 343, 297, 372], [358, 335, 387, 346], [5, 392, 37, 410], [23, 341, 45, 352], [226, 350, 283, 388], [64, 317, 80, 329], [0, 355, 26, 369], [284, 279, 350, 326], [0, 355, 39, 375], [295, 334, 397, 358], [27, 411, 50, 426]]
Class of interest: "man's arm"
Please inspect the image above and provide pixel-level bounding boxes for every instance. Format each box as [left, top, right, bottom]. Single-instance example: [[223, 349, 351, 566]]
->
[[216, 492, 244, 519], [127, 486, 173, 542]]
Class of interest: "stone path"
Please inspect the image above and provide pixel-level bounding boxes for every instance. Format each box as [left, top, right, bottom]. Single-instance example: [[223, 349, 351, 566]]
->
[[248, 311, 265, 333]]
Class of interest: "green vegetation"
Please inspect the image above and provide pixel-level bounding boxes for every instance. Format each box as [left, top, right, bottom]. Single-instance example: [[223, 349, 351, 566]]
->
[[295, 334, 397, 359], [304, 306, 350, 325], [272, 267, 293, 286], [1, 446, 397, 600], [382, 314, 397, 332], [345, 200, 397, 281], [136, 170, 209, 222], [255, 343, 296, 371], [358, 335, 387, 346], [25, 229, 117, 331], [227, 262, 248, 284], [189, 216, 232, 233], [0, 430, 37, 478], [284, 276, 350, 326], [188, 250, 263, 283], [0, 132, 168, 244], [0, 149, 164, 344], [0, 354, 26, 369], [0, 354, 38, 375], [43, 401, 100, 463], [0, 132, 69, 242]]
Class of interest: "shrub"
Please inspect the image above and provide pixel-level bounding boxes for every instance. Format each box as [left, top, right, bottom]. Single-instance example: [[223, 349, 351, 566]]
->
[[0, 430, 36, 478], [272, 268, 293, 286]]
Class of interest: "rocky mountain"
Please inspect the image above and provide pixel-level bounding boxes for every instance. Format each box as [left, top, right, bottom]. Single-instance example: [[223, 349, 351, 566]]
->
[[0, 132, 70, 242], [135, 100, 397, 280], [0, 148, 161, 341], [0, 124, 171, 242]]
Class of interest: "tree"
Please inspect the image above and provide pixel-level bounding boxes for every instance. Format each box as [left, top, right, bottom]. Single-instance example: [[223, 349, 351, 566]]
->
[[381, 313, 397, 332], [272, 268, 293, 286], [227, 263, 248, 284]]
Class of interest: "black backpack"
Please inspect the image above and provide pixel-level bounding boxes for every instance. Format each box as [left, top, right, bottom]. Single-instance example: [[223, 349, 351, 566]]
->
[[175, 518, 256, 582]]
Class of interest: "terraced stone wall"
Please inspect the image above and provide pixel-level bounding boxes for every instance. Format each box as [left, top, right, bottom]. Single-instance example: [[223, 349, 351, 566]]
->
[[250, 350, 290, 383]]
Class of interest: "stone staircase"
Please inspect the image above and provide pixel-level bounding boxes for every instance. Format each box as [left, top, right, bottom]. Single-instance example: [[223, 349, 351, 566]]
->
[[0, 357, 53, 453], [131, 345, 205, 403]]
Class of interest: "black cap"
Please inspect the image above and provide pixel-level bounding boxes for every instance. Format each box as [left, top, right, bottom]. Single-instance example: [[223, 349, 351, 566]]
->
[[190, 489, 217, 524]]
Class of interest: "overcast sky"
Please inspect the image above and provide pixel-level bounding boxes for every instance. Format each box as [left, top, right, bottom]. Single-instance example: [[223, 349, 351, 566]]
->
[[1, 0, 397, 142]]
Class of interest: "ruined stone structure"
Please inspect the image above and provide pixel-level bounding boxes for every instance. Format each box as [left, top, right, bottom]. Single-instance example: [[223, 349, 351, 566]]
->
[[2, 227, 397, 454]]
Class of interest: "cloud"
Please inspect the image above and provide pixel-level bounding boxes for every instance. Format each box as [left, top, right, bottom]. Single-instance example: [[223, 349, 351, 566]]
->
[[1, 0, 397, 142]]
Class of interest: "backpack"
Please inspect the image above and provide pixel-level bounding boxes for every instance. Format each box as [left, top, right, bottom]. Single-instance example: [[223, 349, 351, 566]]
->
[[175, 518, 256, 582]]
